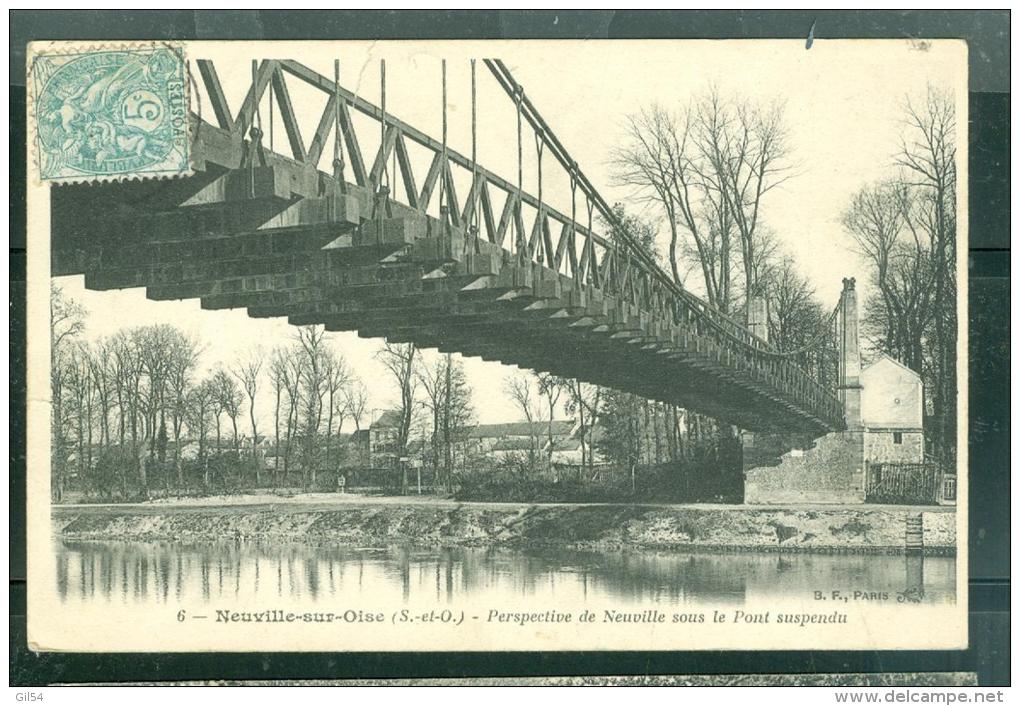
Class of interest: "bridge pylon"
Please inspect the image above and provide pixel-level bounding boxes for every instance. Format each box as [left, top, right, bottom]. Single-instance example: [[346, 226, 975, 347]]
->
[[837, 277, 863, 432], [746, 296, 769, 343]]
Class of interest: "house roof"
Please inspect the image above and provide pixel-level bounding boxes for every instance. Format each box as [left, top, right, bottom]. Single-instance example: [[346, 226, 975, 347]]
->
[[467, 420, 574, 439], [862, 353, 922, 379], [572, 425, 606, 443], [372, 410, 403, 429], [550, 438, 583, 452], [489, 437, 541, 452]]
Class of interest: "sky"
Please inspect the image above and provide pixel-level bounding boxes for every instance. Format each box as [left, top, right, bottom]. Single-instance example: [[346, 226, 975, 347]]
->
[[53, 39, 966, 430]]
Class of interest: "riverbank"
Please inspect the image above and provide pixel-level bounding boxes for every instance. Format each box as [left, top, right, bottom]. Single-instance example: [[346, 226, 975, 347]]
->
[[52, 494, 956, 555]]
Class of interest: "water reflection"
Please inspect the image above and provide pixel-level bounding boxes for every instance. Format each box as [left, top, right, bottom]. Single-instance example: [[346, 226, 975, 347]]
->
[[55, 540, 956, 607], [903, 553, 926, 603]]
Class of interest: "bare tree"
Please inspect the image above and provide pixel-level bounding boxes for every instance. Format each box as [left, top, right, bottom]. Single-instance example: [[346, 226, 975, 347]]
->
[[418, 353, 474, 489], [344, 379, 369, 431], [267, 346, 290, 485], [896, 86, 957, 461], [843, 180, 932, 372], [612, 90, 793, 314], [104, 330, 138, 496], [845, 87, 957, 460], [534, 372, 565, 467], [212, 368, 242, 459], [562, 380, 603, 476], [135, 325, 178, 465], [166, 332, 200, 489], [87, 341, 113, 452], [444, 358, 474, 483], [611, 103, 735, 309], [124, 329, 150, 494], [234, 348, 264, 485], [281, 349, 303, 483], [611, 105, 698, 290], [504, 373, 541, 466], [53, 322, 207, 498], [763, 256, 830, 354], [107, 331, 133, 449], [693, 89, 793, 302], [418, 357, 447, 478], [186, 378, 218, 486], [376, 341, 418, 492], [50, 284, 86, 500], [322, 349, 351, 480], [63, 342, 95, 494], [296, 326, 328, 488]]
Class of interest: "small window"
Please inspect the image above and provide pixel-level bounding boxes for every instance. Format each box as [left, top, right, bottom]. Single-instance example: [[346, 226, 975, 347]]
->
[[893, 432, 903, 445]]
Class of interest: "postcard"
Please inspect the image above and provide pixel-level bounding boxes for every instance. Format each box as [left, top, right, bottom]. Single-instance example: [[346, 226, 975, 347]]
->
[[26, 38, 968, 652]]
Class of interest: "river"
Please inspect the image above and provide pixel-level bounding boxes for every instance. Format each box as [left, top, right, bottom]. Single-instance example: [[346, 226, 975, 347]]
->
[[55, 539, 956, 607]]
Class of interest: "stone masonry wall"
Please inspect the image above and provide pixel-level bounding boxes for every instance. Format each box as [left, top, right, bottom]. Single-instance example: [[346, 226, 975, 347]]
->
[[744, 431, 866, 504], [865, 430, 925, 464]]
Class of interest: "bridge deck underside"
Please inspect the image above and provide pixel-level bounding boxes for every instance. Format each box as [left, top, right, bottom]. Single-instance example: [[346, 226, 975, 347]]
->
[[50, 119, 843, 434]]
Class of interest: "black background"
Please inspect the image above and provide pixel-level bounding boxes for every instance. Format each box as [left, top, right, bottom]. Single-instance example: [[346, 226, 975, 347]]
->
[[9, 10, 1010, 686]]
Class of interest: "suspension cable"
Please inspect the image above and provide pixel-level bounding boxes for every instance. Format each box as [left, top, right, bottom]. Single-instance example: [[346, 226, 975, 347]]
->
[[515, 86, 524, 261], [515, 87, 522, 197], [439, 59, 450, 258], [766, 292, 844, 359], [470, 58, 480, 253], [569, 161, 577, 275], [470, 59, 476, 173], [247, 59, 263, 195], [374, 59, 388, 227], [380, 59, 388, 195], [390, 62, 397, 209], [333, 59, 345, 186], [268, 70, 274, 152], [440, 59, 448, 224], [534, 130, 544, 262], [584, 198, 595, 289], [252, 59, 261, 137]]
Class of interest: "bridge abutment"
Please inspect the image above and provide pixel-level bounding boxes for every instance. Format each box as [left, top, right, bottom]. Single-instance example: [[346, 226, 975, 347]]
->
[[742, 430, 866, 504], [742, 279, 867, 505]]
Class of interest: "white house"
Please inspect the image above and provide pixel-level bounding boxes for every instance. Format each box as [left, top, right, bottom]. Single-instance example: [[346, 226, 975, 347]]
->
[[860, 354, 925, 464]]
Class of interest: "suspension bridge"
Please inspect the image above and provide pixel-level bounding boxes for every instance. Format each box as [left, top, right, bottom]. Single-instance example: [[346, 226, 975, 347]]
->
[[50, 56, 857, 435]]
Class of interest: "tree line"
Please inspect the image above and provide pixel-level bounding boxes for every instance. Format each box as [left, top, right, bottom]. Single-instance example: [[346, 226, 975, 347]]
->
[[841, 87, 958, 462], [50, 279, 744, 503], [50, 287, 370, 500], [373, 342, 476, 493]]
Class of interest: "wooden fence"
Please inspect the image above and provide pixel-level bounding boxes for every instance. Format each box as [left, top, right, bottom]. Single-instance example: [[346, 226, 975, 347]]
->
[[866, 463, 944, 505]]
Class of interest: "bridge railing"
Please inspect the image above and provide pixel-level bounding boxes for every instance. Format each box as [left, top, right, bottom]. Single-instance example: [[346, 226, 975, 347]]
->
[[189, 57, 844, 430]]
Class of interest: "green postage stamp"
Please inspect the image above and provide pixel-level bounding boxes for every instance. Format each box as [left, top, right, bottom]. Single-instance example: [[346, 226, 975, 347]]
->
[[29, 42, 190, 183]]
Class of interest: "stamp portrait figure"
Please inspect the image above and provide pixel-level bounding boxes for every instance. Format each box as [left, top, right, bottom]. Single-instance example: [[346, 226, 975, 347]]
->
[[32, 45, 189, 181]]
